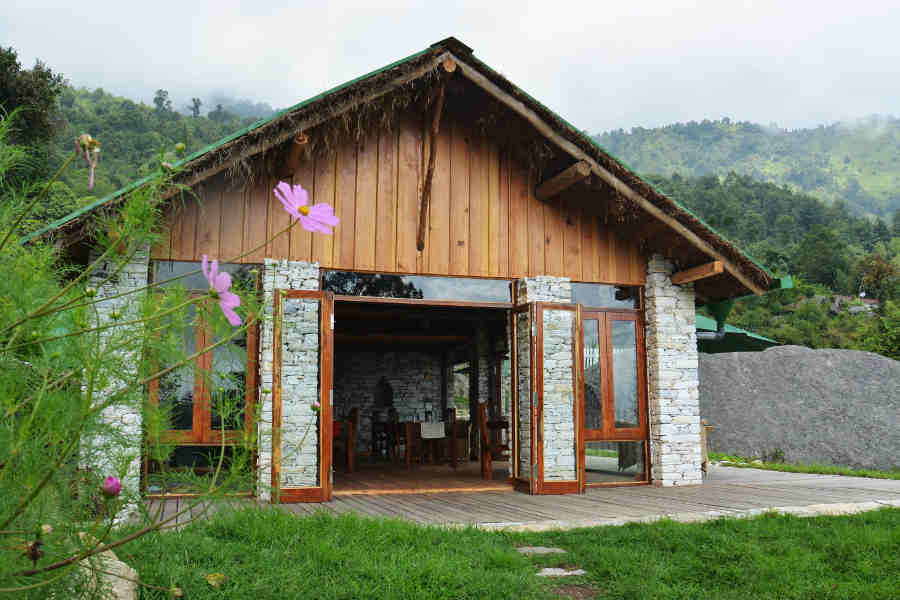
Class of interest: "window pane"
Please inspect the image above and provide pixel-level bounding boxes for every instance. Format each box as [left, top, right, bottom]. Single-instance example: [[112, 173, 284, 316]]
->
[[585, 441, 646, 483], [322, 271, 510, 303], [572, 284, 638, 309], [157, 304, 196, 430], [582, 319, 603, 430], [209, 328, 247, 431], [611, 320, 639, 429]]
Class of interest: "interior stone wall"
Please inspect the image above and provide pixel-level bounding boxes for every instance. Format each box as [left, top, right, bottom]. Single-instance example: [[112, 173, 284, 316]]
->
[[258, 259, 320, 500], [333, 350, 443, 454], [644, 255, 702, 486]]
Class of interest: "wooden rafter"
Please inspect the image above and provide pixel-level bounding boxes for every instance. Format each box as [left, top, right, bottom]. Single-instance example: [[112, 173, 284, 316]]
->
[[451, 56, 767, 296], [671, 261, 724, 285], [535, 161, 590, 202]]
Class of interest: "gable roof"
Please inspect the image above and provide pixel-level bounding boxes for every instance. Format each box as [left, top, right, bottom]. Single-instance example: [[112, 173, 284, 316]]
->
[[695, 313, 779, 353], [25, 37, 782, 300]]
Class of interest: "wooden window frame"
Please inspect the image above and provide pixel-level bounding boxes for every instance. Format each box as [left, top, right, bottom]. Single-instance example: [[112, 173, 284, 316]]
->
[[146, 296, 259, 446]]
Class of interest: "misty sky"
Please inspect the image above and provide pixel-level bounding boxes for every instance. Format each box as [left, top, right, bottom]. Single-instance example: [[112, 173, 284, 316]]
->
[[4, 1, 899, 133]]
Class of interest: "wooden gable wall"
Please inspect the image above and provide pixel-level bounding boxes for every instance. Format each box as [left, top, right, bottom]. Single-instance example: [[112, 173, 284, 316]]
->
[[152, 113, 645, 285]]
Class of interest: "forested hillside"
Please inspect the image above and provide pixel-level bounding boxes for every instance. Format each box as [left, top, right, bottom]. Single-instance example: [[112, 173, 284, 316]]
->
[[49, 87, 265, 204], [595, 117, 900, 218]]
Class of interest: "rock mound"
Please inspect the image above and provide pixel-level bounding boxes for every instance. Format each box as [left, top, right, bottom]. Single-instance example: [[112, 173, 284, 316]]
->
[[699, 346, 900, 471]]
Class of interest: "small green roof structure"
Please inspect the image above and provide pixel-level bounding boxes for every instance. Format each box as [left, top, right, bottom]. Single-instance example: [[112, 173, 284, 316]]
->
[[695, 313, 779, 353]]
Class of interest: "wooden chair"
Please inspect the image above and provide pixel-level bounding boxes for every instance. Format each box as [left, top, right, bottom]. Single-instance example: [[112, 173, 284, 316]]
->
[[334, 407, 359, 473], [478, 403, 509, 480]]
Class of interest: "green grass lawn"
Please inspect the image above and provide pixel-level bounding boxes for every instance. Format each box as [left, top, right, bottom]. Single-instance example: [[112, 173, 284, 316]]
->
[[120, 507, 900, 599], [709, 452, 900, 480]]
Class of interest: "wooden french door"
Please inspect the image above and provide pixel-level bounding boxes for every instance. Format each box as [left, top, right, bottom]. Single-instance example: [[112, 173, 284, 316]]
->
[[511, 302, 580, 495], [271, 290, 334, 503], [579, 310, 648, 489]]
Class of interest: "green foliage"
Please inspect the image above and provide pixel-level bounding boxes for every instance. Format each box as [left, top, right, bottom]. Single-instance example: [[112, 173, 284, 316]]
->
[[597, 116, 900, 218], [123, 508, 543, 600], [0, 116, 262, 596], [709, 452, 900, 479], [50, 86, 261, 204], [0, 46, 66, 150], [518, 508, 900, 599]]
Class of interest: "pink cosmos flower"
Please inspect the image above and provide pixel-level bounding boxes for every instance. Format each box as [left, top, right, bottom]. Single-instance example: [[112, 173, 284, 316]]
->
[[102, 476, 122, 497], [202, 255, 241, 327], [273, 181, 339, 234]]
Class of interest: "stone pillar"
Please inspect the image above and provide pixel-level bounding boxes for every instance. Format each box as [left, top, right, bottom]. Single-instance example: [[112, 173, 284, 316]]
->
[[644, 255, 703, 486], [86, 246, 150, 507], [258, 259, 320, 501], [514, 276, 576, 484]]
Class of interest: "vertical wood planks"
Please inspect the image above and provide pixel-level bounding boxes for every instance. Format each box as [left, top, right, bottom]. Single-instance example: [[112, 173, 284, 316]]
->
[[150, 208, 173, 260], [427, 123, 451, 275], [527, 169, 545, 277], [564, 201, 582, 281], [219, 179, 246, 262], [289, 158, 315, 262], [507, 158, 529, 278], [468, 133, 490, 276], [334, 141, 358, 268], [544, 194, 564, 277], [312, 152, 336, 267], [396, 117, 420, 273], [354, 134, 378, 270], [495, 149, 509, 278], [267, 174, 292, 260], [195, 181, 222, 260], [375, 128, 398, 272], [171, 195, 198, 261], [448, 121, 470, 276], [581, 211, 598, 282], [243, 179, 269, 263]]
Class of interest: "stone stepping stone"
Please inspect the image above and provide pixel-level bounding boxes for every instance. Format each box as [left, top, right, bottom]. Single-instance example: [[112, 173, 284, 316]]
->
[[517, 546, 567, 555], [537, 568, 587, 577]]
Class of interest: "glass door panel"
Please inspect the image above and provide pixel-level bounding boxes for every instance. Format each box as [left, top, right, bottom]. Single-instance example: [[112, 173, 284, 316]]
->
[[579, 310, 647, 486], [611, 319, 640, 430], [582, 318, 603, 431]]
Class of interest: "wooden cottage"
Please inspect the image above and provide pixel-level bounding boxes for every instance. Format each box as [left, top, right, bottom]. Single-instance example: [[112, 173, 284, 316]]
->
[[32, 38, 783, 503]]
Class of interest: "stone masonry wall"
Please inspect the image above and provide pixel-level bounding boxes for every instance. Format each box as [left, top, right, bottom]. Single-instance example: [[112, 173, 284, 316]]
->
[[516, 277, 575, 483], [515, 311, 532, 479], [541, 308, 577, 480], [87, 246, 150, 505], [258, 260, 320, 500], [644, 255, 702, 486]]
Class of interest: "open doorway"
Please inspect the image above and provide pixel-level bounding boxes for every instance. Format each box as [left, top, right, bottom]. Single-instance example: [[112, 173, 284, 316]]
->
[[330, 301, 512, 495]]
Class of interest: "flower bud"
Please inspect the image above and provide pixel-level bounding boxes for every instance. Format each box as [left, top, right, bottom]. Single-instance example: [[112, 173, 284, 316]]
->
[[174, 142, 186, 154], [101, 476, 122, 498], [85, 287, 97, 298]]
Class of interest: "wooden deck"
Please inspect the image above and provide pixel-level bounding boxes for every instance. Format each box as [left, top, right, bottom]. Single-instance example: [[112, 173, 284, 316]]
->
[[333, 460, 512, 495], [151, 466, 900, 529]]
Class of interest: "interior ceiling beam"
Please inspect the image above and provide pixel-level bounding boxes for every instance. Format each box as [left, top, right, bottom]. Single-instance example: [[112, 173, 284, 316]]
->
[[535, 160, 591, 202], [335, 334, 471, 344], [671, 261, 724, 285], [452, 54, 766, 296]]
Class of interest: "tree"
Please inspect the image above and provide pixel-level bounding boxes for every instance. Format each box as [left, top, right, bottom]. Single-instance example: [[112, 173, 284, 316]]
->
[[792, 226, 850, 290], [0, 46, 66, 147], [152, 89, 171, 113], [189, 97, 202, 118]]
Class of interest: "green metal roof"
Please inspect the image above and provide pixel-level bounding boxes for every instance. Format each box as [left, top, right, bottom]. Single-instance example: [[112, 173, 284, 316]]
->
[[696, 313, 779, 353]]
